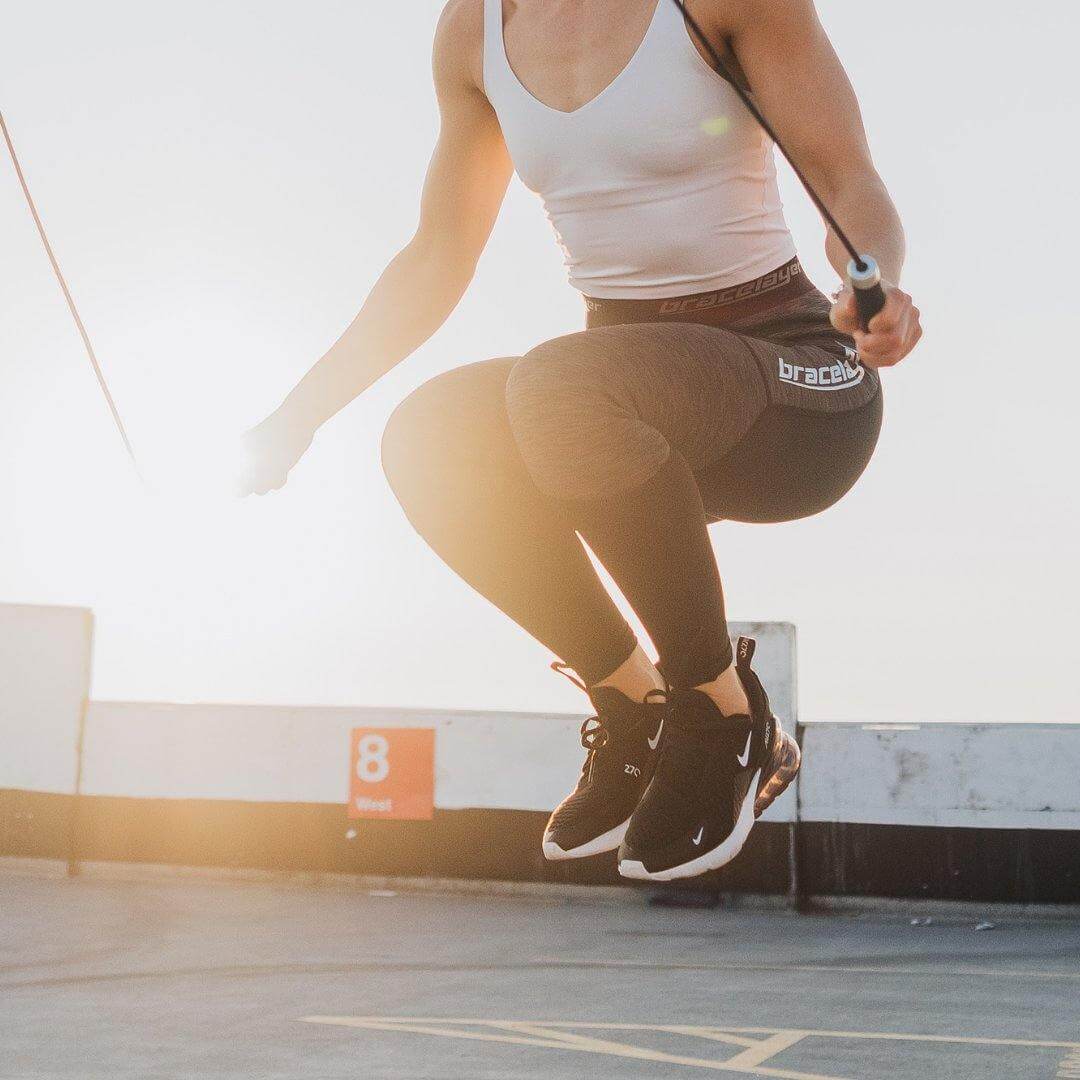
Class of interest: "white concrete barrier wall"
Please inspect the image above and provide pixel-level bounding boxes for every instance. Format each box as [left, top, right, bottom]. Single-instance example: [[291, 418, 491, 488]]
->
[[79, 700, 798, 823], [0, 604, 92, 795], [727, 621, 797, 728], [800, 722, 1080, 830], [6, 602, 1076, 832], [83, 702, 584, 812], [79, 621, 799, 822]]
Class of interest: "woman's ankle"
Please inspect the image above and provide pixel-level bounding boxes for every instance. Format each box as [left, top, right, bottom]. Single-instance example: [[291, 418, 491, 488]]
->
[[694, 662, 750, 717], [595, 644, 666, 702]]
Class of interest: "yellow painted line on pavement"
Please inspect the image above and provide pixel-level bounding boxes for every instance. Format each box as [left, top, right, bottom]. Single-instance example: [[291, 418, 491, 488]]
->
[[721, 1032, 815, 1069], [653, 1026, 762, 1049], [776, 1028, 1080, 1050], [1056, 1046, 1080, 1078], [487, 1021, 838, 1079], [303, 1017, 571, 1050], [303, 1017, 852, 1079], [302, 1017, 1080, 1050], [534, 956, 1080, 982]]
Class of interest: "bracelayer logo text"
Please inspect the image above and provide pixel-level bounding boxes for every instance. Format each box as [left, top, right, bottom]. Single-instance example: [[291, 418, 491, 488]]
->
[[778, 346, 864, 391]]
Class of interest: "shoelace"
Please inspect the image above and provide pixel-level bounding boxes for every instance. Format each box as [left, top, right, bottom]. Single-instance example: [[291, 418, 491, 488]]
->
[[552, 664, 612, 778], [579, 715, 610, 751], [552, 663, 671, 780]]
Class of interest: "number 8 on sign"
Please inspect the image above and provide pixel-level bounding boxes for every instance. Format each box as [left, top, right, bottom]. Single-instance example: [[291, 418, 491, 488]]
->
[[355, 733, 390, 783], [348, 727, 435, 821]]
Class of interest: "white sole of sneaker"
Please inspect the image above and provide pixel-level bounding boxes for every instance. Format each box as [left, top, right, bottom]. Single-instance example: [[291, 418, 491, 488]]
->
[[542, 816, 632, 861], [617, 769, 761, 882]]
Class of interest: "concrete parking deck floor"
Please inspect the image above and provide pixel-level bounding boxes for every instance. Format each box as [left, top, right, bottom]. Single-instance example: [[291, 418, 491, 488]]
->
[[2, 863, 1078, 1080]]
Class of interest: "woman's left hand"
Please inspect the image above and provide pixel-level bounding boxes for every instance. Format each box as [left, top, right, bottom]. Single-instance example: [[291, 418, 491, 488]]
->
[[830, 284, 922, 368]]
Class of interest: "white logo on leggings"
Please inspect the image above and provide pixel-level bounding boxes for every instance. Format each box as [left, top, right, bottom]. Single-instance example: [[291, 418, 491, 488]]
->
[[778, 348, 864, 391]]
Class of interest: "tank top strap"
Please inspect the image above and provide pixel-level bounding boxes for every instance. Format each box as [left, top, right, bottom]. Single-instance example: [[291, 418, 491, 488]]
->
[[483, 0, 514, 97], [645, 0, 710, 70], [646, 0, 690, 52]]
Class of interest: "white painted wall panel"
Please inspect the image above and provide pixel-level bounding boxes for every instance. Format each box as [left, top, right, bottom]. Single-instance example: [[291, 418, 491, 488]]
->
[[0, 604, 93, 794], [729, 622, 797, 727], [435, 713, 585, 811], [80, 624, 799, 818], [83, 699, 803, 819], [15, 610, 1078, 832], [83, 702, 586, 811], [800, 722, 1080, 829]]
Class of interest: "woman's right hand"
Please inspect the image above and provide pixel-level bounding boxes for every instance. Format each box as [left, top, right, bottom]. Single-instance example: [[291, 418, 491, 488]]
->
[[238, 407, 316, 496]]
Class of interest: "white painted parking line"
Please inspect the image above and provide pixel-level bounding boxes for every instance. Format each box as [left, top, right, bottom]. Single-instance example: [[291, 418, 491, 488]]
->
[[721, 1032, 817, 1070], [302, 1016, 847, 1079], [1058, 1046, 1080, 1079], [533, 956, 1080, 982], [301, 1016, 1080, 1077]]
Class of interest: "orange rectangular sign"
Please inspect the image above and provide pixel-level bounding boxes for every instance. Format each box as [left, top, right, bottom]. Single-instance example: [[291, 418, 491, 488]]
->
[[348, 727, 435, 820]]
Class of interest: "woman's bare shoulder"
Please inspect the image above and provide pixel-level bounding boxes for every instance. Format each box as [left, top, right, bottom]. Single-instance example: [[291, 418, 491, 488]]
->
[[434, 0, 485, 93]]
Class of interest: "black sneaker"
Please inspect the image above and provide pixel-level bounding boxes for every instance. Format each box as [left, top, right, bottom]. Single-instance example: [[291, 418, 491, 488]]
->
[[542, 666, 669, 861], [617, 637, 800, 881]]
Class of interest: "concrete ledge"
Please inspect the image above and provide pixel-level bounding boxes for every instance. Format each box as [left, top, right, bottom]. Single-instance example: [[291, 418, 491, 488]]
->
[[5, 856, 1079, 923], [6, 788, 1080, 902], [0, 790, 795, 894]]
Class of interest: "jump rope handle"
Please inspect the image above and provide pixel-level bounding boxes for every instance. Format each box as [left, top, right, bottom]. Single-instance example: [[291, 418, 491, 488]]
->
[[847, 255, 887, 334]]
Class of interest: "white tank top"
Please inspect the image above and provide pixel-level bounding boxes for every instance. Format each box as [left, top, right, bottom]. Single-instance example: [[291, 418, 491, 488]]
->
[[482, 0, 796, 299]]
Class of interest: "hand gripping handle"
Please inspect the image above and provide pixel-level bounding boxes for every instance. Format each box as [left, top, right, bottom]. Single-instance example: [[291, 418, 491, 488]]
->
[[847, 256, 887, 333]]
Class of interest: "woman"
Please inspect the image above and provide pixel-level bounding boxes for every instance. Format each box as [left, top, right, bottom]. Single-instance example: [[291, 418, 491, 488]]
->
[[242, 0, 922, 881]]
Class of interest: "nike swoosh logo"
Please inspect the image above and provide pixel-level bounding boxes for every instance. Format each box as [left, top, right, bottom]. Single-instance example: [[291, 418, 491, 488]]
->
[[692, 826, 704, 846], [737, 731, 752, 767], [647, 718, 664, 751]]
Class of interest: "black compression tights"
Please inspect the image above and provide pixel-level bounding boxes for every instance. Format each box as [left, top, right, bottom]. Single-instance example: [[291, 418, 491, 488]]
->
[[381, 313, 881, 690]]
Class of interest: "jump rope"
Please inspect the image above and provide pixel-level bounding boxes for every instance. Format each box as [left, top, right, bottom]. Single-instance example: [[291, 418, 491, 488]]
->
[[2, 3, 887, 479], [669, 0, 887, 325]]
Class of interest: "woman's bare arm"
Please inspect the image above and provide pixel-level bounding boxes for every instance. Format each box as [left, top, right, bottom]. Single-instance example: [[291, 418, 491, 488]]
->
[[696, 0, 921, 366], [244, 0, 512, 492]]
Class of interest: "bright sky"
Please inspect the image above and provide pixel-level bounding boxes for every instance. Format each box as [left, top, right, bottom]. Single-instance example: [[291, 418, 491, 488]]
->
[[2, 1, 1077, 721]]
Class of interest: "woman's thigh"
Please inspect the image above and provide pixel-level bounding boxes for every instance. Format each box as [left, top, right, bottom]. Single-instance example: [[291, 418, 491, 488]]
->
[[693, 332, 883, 523], [505, 322, 770, 500], [505, 320, 881, 513]]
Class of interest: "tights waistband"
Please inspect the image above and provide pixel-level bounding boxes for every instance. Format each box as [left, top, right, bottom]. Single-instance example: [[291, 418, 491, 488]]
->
[[584, 258, 816, 327]]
